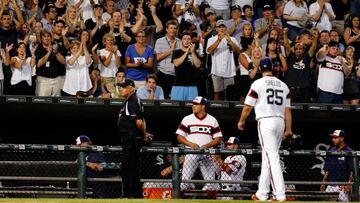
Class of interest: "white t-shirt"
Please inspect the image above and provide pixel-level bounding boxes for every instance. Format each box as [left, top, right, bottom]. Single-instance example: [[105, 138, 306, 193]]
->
[[63, 55, 93, 95], [67, 0, 99, 20], [176, 113, 223, 147], [99, 49, 122, 77], [232, 0, 254, 9], [245, 76, 290, 120], [206, 35, 239, 77], [175, 0, 200, 23], [309, 2, 335, 32], [316, 55, 344, 94], [283, 1, 308, 28], [11, 57, 32, 86], [207, 0, 229, 10]]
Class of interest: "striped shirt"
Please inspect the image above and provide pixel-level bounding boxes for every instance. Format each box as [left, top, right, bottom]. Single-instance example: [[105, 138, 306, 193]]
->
[[317, 55, 344, 94], [176, 113, 222, 147]]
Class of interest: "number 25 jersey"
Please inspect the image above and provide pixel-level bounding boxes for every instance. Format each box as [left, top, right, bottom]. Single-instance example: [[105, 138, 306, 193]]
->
[[244, 76, 291, 120]]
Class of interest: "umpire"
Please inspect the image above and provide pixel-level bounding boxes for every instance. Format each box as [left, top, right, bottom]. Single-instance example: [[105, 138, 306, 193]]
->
[[117, 79, 152, 198]]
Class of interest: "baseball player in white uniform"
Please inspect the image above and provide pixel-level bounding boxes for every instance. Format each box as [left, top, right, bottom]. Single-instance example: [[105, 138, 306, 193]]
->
[[213, 137, 247, 200], [176, 96, 223, 192], [237, 57, 293, 201]]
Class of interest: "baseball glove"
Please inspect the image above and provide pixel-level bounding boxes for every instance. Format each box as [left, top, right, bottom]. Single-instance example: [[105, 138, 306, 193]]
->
[[282, 134, 302, 150]]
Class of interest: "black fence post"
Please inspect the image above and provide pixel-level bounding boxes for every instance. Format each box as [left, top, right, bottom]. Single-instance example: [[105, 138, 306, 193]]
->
[[172, 152, 180, 199], [77, 151, 87, 198], [351, 157, 359, 201]]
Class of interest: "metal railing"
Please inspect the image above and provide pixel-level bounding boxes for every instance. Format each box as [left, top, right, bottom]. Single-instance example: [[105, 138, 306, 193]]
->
[[0, 144, 358, 201]]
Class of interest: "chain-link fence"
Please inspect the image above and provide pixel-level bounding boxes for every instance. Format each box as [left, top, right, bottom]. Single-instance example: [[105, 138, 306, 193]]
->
[[0, 144, 358, 201]]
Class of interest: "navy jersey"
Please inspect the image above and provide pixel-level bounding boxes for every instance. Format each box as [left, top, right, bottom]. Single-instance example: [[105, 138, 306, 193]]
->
[[324, 146, 353, 182]]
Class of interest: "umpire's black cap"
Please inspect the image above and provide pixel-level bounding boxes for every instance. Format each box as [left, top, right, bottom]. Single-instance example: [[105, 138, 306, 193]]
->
[[259, 57, 273, 73]]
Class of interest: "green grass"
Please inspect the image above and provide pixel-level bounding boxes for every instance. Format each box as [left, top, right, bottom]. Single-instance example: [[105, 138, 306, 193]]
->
[[0, 199, 339, 203]]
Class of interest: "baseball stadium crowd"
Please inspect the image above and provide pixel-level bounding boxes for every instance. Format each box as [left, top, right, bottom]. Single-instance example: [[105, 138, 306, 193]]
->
[[0, 0, 359, 104]]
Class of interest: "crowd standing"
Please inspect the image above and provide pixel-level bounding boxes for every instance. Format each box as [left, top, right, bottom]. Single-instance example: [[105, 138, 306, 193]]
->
[[0, 0, 360, 104]]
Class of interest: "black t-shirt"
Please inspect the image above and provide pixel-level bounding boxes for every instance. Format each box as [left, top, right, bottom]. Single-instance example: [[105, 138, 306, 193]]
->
[[35, 44, 66, 78], [171, 49, 199, 86], [55, 6, 67, 17], [330, 0, 350, 20], [53, 37, 67, 75], [117, 93, 144, 134], [349, 29, 360, 61], [85, 19, 110, 48], [285, 52, 311, 88], [0, 28, 18, 50], [113, 26, 135, 63], [344, 64, 359, 94], [158, 2, 176, 32]]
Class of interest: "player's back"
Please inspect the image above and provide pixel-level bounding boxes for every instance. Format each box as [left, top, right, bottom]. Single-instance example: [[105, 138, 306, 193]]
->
[[245, 76, 290, 120]]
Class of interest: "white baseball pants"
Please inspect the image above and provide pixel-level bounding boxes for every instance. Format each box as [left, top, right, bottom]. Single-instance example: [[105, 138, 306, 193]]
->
[[256, 117, 286, 201]]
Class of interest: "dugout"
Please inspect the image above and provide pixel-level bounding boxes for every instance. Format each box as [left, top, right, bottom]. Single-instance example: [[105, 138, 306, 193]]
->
[[0, 95, 359, 150]]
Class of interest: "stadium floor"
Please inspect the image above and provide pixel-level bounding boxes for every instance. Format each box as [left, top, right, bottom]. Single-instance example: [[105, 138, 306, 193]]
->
[[0, 199, 339, 203]]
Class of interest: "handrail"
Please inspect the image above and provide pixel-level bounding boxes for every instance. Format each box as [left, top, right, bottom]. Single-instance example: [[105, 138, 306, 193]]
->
[[0, 144, 359, 157]]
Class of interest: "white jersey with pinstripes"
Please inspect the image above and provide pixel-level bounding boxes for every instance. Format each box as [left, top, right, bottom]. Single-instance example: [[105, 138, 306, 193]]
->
[[220, 155, 247, 182], [176, 113, 223, 147], [244, 76, 291, 120]]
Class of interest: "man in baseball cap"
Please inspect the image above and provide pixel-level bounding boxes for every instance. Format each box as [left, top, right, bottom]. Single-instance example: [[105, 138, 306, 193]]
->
[[255, 4, 282, 45], [214, 136, 246, 200], [321, 130, 352, 201], [231, 4, 242, 11], [329, 129, 345, 138], [225, 137, 241, 146], [176, 95, 223, 192], [76, 135, 92, 146], [192, 96, 207, 105], [205, 8, 216, 16], [216, 19, 227, 27], [259, 57, 273, 73], [263, 5, 272, 11]]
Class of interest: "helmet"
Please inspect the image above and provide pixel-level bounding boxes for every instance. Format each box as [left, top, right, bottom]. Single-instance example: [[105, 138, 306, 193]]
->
[[259, 57, 273, 73]]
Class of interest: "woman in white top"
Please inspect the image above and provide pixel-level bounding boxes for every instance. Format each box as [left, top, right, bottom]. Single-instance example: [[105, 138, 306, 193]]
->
[[99, 33, 121, 95], [63, 39, 93, 96], [9, 42, 35, 95], [238, 36, 254, 102], [283, 0, 309, 41], [0, 44, 12, 95]]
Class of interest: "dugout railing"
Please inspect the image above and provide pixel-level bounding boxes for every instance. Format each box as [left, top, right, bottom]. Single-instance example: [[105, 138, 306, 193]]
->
[[0, 144, 358, 201]]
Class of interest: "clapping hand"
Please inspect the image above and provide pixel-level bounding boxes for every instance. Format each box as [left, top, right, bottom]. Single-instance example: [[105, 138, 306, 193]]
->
[[225, 34, 232, 43], [149, 5, 156, 15], [111, 45, 118, 54], [189, 43, 196, 53], [52, 43, 58, 53], [5, 43, 14, 53], [91, 43, 99, 53], [144, 132, 154, 142], [62, 26, 68, 36], [170, 40, 176, 51]]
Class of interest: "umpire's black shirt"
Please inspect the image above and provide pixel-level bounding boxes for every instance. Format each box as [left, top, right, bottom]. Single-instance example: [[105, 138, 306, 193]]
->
[[117, 93, 144, 135]]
